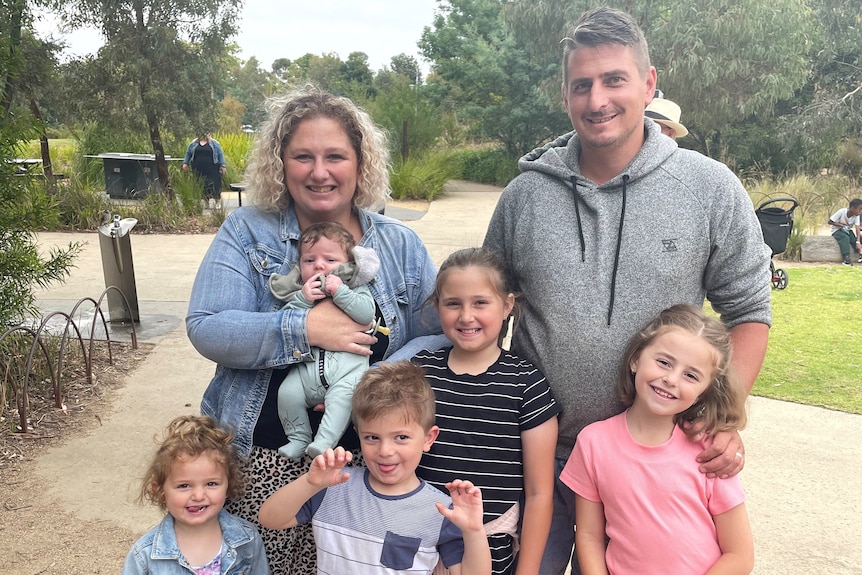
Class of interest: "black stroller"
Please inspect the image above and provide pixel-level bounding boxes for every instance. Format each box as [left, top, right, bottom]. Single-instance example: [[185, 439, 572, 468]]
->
[[755, 197, 799, 290]]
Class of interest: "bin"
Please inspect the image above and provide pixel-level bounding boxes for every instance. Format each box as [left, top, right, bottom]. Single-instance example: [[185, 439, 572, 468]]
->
[[98, 214, 140, 323], [86, 153, 179, 199]]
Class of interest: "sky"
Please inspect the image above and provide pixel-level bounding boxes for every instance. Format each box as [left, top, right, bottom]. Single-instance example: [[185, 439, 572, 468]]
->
[[34, 0, 439, 73]]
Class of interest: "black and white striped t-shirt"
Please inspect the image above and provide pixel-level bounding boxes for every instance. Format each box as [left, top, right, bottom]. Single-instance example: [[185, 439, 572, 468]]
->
[[413, 347, 560, 574]]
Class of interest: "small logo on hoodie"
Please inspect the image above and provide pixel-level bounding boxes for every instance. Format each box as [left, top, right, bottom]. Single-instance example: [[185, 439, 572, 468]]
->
[[661, 239, 678, 252]]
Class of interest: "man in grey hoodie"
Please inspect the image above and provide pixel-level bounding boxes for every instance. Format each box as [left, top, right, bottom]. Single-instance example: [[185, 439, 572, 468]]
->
[[483, 7, 772, 574]]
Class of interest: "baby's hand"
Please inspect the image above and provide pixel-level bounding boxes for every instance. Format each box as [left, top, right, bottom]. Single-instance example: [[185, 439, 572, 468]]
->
[[306, 447, 352, 488], [301, 274, 327, 301], [436, 479, 485, 533], [323, 274, 343, 296]]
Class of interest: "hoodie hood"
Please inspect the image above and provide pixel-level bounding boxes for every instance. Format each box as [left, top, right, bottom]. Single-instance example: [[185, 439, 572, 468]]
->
[[517, 120, 677, 324], [269, 245, 380, 302], [518, 119, 677, 190]]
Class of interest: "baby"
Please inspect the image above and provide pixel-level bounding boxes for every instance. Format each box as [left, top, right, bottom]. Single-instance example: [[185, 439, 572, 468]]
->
[[268, 221, 382, 460]]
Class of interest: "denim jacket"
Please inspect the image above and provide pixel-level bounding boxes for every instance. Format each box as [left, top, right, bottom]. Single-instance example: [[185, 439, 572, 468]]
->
[[183, 138, 226, 167], [122, 510, 269, 574], [186, 205, 444, 458]]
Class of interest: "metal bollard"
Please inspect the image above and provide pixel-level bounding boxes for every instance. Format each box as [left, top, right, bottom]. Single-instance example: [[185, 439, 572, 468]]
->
[[97, 214, 140, 323]]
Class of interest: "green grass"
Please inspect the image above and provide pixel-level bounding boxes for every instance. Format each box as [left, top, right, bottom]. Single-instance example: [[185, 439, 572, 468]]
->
[[753, 265, 862, 413]]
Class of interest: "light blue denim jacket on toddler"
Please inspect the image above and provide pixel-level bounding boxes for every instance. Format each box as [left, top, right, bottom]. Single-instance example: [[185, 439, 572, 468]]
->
[[186, 205, 445, 459], [122, 509, 269, 574]]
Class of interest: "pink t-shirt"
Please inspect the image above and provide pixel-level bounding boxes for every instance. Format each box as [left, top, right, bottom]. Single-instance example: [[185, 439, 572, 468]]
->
[[561, 412, 745, 575]]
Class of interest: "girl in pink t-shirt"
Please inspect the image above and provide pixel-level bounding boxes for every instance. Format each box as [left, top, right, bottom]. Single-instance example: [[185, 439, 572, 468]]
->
[[561, 304, 754, 575]]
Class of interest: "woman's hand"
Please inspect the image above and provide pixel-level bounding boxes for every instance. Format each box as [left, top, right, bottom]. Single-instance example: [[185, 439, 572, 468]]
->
[[307, 299, 375, 355]]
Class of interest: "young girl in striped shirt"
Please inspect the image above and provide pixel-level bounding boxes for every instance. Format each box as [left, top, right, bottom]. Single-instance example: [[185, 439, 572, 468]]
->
[[412, 247, 560, 575]]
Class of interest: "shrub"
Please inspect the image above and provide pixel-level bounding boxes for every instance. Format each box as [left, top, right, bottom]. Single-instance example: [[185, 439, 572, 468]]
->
[[169, 167, 205, 217], [389, 152, 461, 201], [214, 131, 255, 187], [55, 177, 111, 230], [746, 172, 859, 261], [443, 146, 520, 187], [21, 138, 78, 177], [0, 116, 80, 327]]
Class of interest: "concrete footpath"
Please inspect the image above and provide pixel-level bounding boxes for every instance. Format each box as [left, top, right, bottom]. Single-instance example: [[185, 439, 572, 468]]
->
[[32, 181, 862, 574]]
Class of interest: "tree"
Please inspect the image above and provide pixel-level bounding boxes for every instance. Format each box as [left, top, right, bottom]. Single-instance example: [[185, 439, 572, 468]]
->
[[223, 56, 275, 128], [420, 0, 568, 156], [504, 0, 816, 159], [768, 0, 862, 173], [54, 0, 242, 197], [341, 51, 374, 93], [282, 53, 344, 93], [272, 57, 291, 78], [369, 74, 441, 161], [217, 94, 245, 133], [390, 53, 423, 84], [0, 0, 79, 327]]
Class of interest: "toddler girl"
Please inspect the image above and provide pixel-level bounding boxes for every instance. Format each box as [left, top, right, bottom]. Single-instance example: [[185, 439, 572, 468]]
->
[[123, 415, 269, 574]]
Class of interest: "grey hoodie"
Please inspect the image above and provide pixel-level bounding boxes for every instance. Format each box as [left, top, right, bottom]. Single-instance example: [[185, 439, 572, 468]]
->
[[484, 120, 772, 459]]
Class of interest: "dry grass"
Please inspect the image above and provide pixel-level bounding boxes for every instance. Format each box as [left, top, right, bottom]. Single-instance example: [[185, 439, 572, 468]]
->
[[0, 340, 153, 475]]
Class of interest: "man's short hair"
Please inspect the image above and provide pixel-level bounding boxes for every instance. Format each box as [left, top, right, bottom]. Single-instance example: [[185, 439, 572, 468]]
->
[[561, 6, 651, 84]]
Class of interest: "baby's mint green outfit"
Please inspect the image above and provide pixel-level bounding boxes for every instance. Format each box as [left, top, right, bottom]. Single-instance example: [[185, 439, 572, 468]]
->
[[268, 247, 378, 459]]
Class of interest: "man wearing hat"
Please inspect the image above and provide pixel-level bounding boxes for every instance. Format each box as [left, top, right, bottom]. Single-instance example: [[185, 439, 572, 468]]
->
[[645, 97, 688, 139]]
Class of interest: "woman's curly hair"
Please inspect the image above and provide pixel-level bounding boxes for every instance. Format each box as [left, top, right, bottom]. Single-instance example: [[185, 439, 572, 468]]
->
[[245, 85, 390, 213]]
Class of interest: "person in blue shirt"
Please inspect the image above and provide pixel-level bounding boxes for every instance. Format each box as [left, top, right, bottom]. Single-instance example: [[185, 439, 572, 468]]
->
[[182, 133, 227, 201]]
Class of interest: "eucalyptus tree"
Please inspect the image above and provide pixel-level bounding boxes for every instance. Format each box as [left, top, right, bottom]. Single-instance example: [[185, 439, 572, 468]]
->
[[420, 0, 567, 156], [53, 0, 242, 196], [504, 0, 816, 159], [776, 0, 862, 173]]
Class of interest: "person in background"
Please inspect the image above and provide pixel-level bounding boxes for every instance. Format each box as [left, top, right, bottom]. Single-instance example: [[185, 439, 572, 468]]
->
[[827, 198, 862, 266], [482, 7, 772, 574], [122, 415, 269, 575], [258, 361, 492, 575], [412, 247, 559, 575], [562, 305, 754, 575], [183, 132, 227, 201], [644, 94, 688, 140], [186, 86, 445, 574]]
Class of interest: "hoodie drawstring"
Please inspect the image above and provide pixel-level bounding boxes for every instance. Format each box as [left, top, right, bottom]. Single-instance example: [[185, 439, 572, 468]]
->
[[607, 175, 629, 325], [569, 174, 628, 325], [570, 176, 586, 262]]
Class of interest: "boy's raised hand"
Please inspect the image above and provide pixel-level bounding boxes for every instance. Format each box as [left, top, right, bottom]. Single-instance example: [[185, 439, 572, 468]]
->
[[306, 447, 353, 489], [436, 479, 485, 533]]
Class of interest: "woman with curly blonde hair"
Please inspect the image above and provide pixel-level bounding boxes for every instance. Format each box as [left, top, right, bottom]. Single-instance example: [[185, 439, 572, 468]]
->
[[186, 85, 445, 574]]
